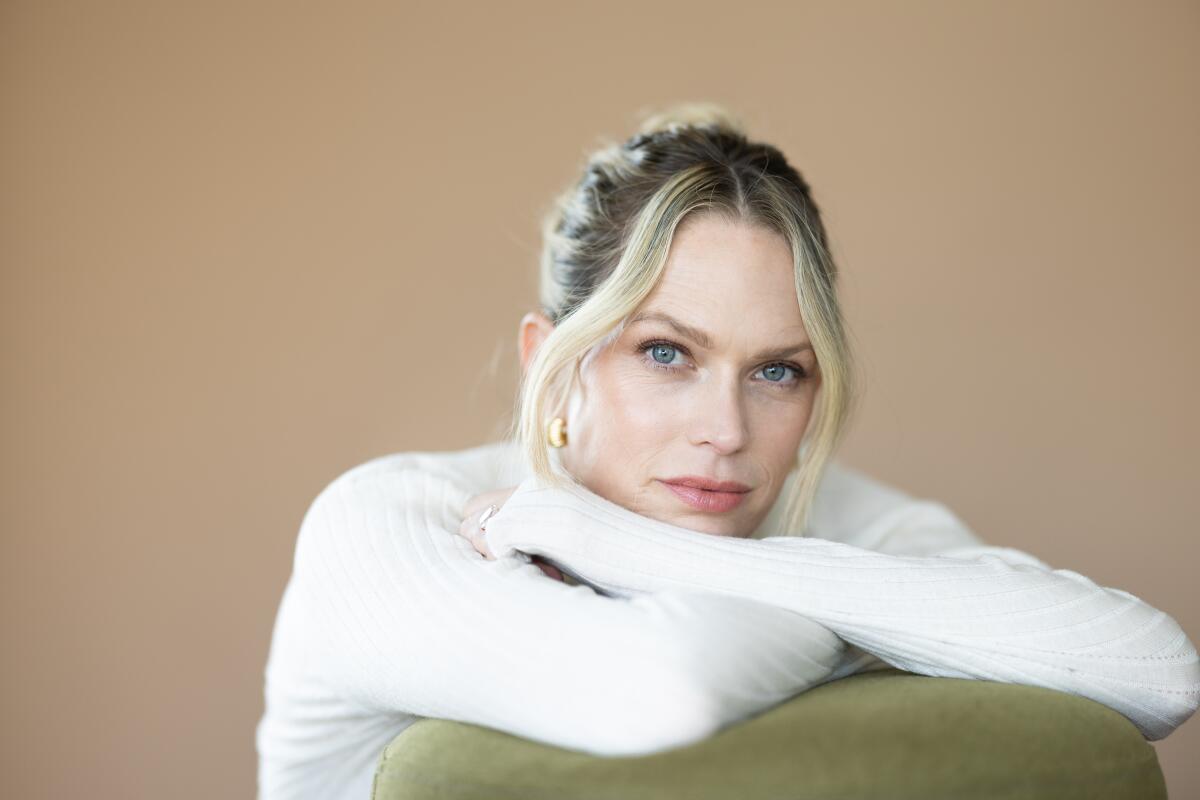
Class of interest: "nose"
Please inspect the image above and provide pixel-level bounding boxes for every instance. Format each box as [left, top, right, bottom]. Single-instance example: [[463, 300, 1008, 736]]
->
[[687, 373, 750, 455]]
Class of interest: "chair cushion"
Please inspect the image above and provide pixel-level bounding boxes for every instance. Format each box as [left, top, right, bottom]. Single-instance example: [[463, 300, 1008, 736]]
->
[[371, 667, 1166, 800]]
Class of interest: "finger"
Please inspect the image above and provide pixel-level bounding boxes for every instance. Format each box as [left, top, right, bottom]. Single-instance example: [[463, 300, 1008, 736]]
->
[[462, 491, 495, 519], [464, 527, 494, 561], [477, 532, 496, 560], [463, 487, 517, 520], [462, 496, 489, 521]]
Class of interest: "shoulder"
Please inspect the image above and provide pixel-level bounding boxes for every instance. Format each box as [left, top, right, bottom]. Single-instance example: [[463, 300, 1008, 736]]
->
[[294, 441, 521, 570], [306, 438, 522, 518], [325, 439, 520, 492], [305, 455, 465, 524], [811, 461, 912, 523], [806, 460, 985, 554], [805, 459, 914, 545]]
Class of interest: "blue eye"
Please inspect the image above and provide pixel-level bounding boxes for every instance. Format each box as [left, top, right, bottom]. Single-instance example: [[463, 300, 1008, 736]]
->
[[761, 364, 791, 383], [648, 342, 682, 366]]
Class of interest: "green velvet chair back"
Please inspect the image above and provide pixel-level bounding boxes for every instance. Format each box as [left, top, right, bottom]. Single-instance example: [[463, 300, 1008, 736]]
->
[[372, 667, 1166, 800]]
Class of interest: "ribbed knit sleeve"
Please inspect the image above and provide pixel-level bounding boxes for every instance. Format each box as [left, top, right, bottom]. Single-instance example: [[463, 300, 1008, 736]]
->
[[288, 462, 858, 758], [482, 474, 1200, 742]]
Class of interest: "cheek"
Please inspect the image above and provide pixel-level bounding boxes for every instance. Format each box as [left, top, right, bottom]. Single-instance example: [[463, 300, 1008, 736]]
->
[[577, 369, 674, 467], [570, 368, 674, 508], [748, 393, 815, 452], [574, 362, 646, 426], [600, 373, 674, 445]]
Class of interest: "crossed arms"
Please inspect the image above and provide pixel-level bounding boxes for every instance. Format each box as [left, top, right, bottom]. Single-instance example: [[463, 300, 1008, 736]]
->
[[294, 463, 1200, 758]]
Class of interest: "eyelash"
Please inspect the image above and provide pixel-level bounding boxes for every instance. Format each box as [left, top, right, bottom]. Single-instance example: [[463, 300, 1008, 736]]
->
[[634, 337, 810, 388]]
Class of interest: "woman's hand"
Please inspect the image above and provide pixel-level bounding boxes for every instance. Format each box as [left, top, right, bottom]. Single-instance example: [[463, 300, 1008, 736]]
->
[[458, 486, 565, 582]]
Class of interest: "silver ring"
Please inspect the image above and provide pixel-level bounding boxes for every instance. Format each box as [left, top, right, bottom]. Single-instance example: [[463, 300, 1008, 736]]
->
[[477, 503, 499, 532]]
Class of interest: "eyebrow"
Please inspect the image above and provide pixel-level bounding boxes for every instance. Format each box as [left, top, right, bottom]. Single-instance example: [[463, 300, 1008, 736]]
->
[[628, 311, 814, 361]]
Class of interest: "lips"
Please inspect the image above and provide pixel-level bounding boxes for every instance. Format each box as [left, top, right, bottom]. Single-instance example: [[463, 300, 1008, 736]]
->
[[661, 476, 752, 493], [658, 477, 752, 513]]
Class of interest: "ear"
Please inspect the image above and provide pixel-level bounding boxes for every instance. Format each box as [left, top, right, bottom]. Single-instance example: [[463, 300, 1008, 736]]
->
[[518, 311, 555, 378]]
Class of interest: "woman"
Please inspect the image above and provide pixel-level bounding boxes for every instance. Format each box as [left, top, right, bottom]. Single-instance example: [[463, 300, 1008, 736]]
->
[[255, 105, 1199, 800]]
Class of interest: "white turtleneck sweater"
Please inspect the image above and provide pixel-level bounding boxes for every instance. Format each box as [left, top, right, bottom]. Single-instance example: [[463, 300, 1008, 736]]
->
[[255, 439, 1200, 800]]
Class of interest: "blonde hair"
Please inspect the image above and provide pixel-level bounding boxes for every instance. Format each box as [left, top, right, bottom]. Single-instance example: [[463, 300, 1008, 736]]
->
[[505, 103, 860, 536]]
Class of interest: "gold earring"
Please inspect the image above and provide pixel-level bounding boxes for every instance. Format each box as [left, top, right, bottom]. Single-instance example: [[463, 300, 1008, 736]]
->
[[547, 417, 568, 448]]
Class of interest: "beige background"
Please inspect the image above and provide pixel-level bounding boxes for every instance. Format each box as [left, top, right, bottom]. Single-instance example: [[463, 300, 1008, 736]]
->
[[3, 1, 1197, 797]]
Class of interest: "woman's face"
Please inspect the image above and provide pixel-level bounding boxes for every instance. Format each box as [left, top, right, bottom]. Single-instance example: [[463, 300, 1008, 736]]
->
[[522, 212, 820, 538]]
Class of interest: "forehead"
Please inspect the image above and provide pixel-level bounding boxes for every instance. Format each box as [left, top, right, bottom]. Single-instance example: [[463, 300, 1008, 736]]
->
[[638, 213, 805, 332]]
